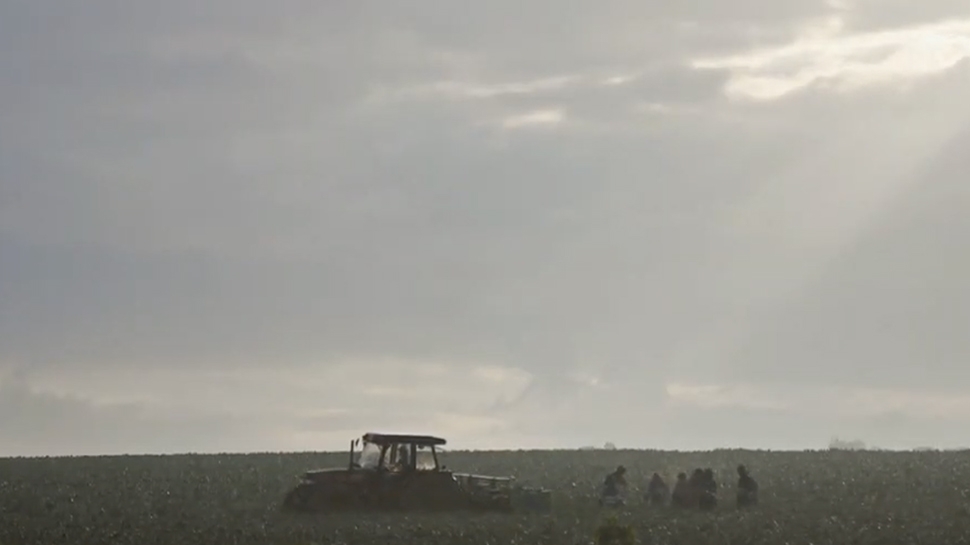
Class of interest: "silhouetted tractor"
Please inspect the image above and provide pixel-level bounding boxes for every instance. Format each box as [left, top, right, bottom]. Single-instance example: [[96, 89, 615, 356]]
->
[[281, 432, 552, 513]]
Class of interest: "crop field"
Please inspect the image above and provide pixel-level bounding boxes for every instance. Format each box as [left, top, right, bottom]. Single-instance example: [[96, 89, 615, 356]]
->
[[2, 448, 970, 545]]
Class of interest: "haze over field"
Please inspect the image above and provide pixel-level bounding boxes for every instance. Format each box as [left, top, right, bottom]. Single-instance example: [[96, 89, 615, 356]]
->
[[2, 0, 970, 456]]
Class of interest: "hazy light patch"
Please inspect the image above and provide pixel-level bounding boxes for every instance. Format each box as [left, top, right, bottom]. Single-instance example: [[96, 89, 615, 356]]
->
[[664, 382, 790, 410], [368, 68, 641, 112], [360, 386, 420, 398], [601, 74, 637, 86], [632, 102, 703, 116], [285, 414, 509, 451], [358, 381, 510, 405], [566, 371, 604, 388], [634, 102, 674, 115], [25, 359, 455, 409], [666, 381, 970, 420], [472, 365, 532, 387], [356, 364, 532, 406], [693, 17, 970, 100], [430, 413, 507, 436], [373, 75, 582, 104], [676, 86, 970, 378], [23, 360, 532, 437], [294, 408, 352, 419], [0, 375, 151, 411], [280, 429, 371, 452], [835, 387, 970, 419], [500, 108, 566, 129], [433, 75, 580, 98]]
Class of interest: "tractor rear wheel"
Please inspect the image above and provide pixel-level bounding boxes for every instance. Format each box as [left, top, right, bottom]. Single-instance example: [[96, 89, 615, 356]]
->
[[282, 484, 314, 512], [282, 483, 342, 513]]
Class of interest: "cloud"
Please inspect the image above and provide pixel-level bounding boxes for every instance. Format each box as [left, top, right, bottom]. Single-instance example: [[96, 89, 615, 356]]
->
[[500, 109, 566, 129], [3, 0, 970, 455], [693, 15, 970, 100], [373, 75, 583, 103], [0, 361, 536, 454], [839, 0, 970, 31], [0, 368, 274, 456], [666, 380, 970, 420]]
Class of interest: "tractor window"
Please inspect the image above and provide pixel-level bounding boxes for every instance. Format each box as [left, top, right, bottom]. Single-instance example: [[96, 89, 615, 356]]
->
[[357, 441, 382, 469], [415, 445, 437, 470]]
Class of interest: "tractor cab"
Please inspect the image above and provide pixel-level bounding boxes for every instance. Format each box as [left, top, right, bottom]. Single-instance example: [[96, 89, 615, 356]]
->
[[350, 432, 446, 473]]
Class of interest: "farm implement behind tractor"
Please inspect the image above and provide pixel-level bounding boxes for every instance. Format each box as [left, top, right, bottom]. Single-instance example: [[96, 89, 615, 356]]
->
[[281, 432, 552, 514]]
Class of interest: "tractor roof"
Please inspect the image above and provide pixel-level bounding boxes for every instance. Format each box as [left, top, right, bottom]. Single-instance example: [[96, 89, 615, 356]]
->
[[362, 432, 447, 446]]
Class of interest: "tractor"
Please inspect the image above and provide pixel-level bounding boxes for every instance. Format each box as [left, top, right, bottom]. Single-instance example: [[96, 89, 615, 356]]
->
[[281, 432, 552, 513]]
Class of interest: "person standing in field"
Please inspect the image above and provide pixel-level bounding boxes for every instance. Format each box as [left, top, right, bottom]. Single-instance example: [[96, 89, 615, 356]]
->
[[604, 465, 627, 494], [687, 468, 705, 507], [698, 468, 717, 511], [671, 472, 693, 508], [644, 472, 669, 506], [599, 465, 628, 507], [736, 464, 759, 508]]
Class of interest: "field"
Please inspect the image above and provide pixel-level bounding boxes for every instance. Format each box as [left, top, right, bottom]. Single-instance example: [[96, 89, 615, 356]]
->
[[3, 448, 970, 545]]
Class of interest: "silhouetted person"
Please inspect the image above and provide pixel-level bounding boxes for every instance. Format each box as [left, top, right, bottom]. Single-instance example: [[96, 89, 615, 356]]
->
[[645, 472, 669, 506], [600, 465, 628, 506], [736, 464, 758, 508], [604, 465, 627, 495], [686, 468, 704, 507], [671, 472, 692, 507], [698, 468, 717, 511], [671, 472, 693, 508]]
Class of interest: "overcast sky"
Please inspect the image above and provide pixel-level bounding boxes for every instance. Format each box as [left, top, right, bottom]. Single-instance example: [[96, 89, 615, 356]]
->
[[2, 0, 970, 456]]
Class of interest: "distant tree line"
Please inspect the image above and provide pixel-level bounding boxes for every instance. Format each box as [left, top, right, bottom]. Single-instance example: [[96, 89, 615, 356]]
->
[[579, 442, 618, 450], [828, 437, 867, 450]]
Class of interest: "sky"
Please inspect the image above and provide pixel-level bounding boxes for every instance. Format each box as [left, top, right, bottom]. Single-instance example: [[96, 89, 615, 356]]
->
[[2, 0, 970, 456]]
